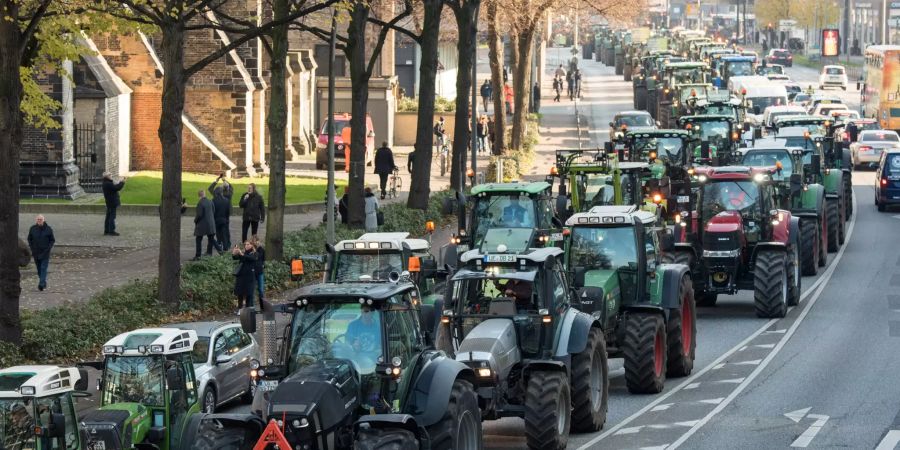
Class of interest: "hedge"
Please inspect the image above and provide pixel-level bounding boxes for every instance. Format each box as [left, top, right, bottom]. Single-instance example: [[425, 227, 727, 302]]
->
[[486, 115, 540, 182], [0, 191, 454, 367]]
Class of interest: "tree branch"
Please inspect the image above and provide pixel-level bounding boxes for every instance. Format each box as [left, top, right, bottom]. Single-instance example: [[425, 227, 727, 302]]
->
[[365, 0, 412, 77], [367, 16, 420, 43], [18, 0, 52, 59]]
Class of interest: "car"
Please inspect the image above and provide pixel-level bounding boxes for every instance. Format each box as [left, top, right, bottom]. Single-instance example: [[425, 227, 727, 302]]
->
[[762, 105, 807, 130], [756, 64, 785, 75], [741, 50, 759, 63], [829, 110, 860, 121], [781, 82, 802, 99], [875, 150, 900, 211], [835, 118, 880, 144], [164, 321, 259, 413], [609, 110, 657, 140], [806, 94, 843, 114], [791, 92, 812, 106], [766, 48, 793, 67], [851, 130, 900, 168], [315, 113, 375, 170], [811, 102, 848, 117], [819, 65, 848, 90], [767, 73, 791, 82]]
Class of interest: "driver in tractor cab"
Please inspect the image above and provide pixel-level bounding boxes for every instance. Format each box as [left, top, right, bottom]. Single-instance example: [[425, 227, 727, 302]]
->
[[496, 279, 534, 312], [347, 305, 383, 357], [719, 183, 753, 210], [502, 197, 530, 227], [4, 404, 33, 450]]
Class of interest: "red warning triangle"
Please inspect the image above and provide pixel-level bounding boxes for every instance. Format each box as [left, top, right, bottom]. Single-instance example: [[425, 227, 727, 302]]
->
[[253, 418, 292, 450]]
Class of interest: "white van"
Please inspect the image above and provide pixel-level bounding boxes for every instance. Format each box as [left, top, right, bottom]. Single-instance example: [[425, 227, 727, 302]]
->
[[743, 84, 789, 125]]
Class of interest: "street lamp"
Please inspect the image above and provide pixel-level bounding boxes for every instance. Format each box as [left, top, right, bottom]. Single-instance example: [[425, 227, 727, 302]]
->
[[326, 9, 337, 245]]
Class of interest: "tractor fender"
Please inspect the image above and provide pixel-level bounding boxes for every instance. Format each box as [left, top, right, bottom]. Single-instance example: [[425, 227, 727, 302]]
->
[[801, 184, 827, 216], [407, 355, 475, 427], [822, 170, 844, 196], [181, 413, 266, 449], [672, 242, 699, 261], [622, 304, 667, 322], [522, 360, 568, 377], [355, 414, 420, 436], [658, 264, 691, 310], [557, 310, 602, 356]]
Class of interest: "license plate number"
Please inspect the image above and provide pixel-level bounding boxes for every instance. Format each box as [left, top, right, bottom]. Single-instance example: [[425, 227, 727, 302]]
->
[[258, 380, 279, 392], [677, 196, 690, 203], [88, 442, 106, 450], [550, 233, 563, 241], [485, 255, 516, 263]]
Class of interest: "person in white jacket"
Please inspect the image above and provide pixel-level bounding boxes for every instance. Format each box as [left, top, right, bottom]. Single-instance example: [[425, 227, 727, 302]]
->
[[364, 187, 379, 232]]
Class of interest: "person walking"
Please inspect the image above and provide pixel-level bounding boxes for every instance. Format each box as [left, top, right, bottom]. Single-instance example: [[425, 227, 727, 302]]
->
[[477, 116, 488, 154], [208, 175, 233, 250], [193, 190, 218, 261], [532, 82, 541, 113], [231, 240, 258, 312], [574, 69, 583, 99], [555, 64, 567, 80], [503, 82, 514, 114], [251, 235, 266, 307], [101, 172, 126, 236], [487, 116, 496, 154], [566, 72, 575, 100], [338, 186, 350, 224], [364, 187, 379, 232], [433, 117, 447, 154], [480, 79, 493, 112], [553, 76, 562, 102], [374, 141, 396, 200], [407, 148, 416, 175], [239, 183, 265, 242], [27, 215, 54, 291]]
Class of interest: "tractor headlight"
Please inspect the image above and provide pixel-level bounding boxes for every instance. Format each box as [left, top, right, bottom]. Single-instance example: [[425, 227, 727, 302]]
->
[[250, 359, 260, 370], [20, 386, 35, 396], [477, 368, 492, 377]]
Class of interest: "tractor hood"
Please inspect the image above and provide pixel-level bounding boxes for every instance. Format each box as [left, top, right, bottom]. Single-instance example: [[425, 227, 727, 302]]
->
[[268, 359, 359, 438], [455, 318, 521, 381], [80, 403, 150, 450], [705, 211, 743, 234]]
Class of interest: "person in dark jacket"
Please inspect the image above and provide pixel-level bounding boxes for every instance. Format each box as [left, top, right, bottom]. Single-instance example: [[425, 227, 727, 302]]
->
[[193, 190, 218, 260], [374, 142, 396, 200], [239, 183, 265, 242], [101, 172, 126, 236], [480, 80, 492, 112], [532, 82, 541, 113], [338, 187, 350, 224], [251, 235, 266, 307], [407, 149, 416, 175], [209, 175, 233, 249], [27, 215, 54, 291], [232, 240, 258, 311], [477, 116, 488, 154]]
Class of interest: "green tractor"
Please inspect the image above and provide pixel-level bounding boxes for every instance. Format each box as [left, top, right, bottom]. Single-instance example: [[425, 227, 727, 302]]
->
[[678, 114, 744, 164], [621, 129, 697, 226], [739, 145, 829, 276], [552, 149, 660, 218], [637, 51, 683, 117], [80, 328, 202, 450], [564, 205, 696, 393], [656, 62, 710, 127], [0, 365, 90, 450], [692, 90, 746, 124]]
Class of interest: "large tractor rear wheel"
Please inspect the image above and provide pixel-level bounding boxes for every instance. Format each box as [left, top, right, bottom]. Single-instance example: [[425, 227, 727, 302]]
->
[[754, 250, 789, 318], [666, 275, 696, 377], [787, 237, 801, 306], [818, 213, 827, 267], [838, 196, 847, 245], [426, 379, 482, 450], [525, 371, 571, 450], [187, 415, 263, 450], [826, 199, 840, 253], [799, 219, 818, 276], [356, 428, 418, 450], [634, 86, 648, 111], [844, 173, 853, 218], [571, 327, 609, 432], [624, 64, 633, 81], [623, 313, 667, 394], [658, 103, 671, 129]]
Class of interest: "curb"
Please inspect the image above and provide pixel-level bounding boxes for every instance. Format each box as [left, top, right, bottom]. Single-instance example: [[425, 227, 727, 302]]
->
[[20, 201, 327, 216]]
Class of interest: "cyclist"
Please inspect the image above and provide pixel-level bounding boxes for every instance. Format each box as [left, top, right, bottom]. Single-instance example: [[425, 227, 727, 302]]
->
[[374, 141, 396, 200], [433, 117, 447, 154]]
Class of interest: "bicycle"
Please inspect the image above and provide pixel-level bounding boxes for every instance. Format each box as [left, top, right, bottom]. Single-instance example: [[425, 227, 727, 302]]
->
[[439, 141, 451, 176], [388, 167, 402, 199]]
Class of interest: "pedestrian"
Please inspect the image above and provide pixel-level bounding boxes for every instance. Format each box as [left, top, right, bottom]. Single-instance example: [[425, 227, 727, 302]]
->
[[504, 82, 513, 114], [762, 38, 768, 53], [101, 172, 126, 236], [532, 82, 541, 113], [250, 235, 266, 307], [433, 117, 446, 154], [553, 76, 562, 102], [555, 64, 567, 79], [566, 72, 575, 100], [232, 240, 258, 312], [192, 189, 219, 261], [374, 141, 396, 200], [364, 187, 379, 232], [487, 116, 496, 154], [480, 79, 493, 112], [574, 69, 583, 99], [407, 148, 416, 175], [208, 175, 233, 250], [27, 215, 54, 291], [338, 186, 349, 224], [477, 116, 488, 154], [239, 183, 265, 242]]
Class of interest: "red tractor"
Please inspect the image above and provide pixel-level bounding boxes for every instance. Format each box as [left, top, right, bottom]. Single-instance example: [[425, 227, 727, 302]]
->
[[664, 166, 802, 318]]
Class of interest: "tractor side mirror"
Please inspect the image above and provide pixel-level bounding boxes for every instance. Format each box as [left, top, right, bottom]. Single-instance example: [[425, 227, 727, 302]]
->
[[810, 154, 822, 175], [215, 354, 233, 365], [240, 307, 257, 334], [165, 366, 186, 391], [441, 196, 456, 216], [658, 231, 675, 252], [421, 258, 438, 279], [742, 122, 751, 132], [753, 105, 761, 115], [573, 267, 587, 288], [45, 413, 66, 438], [790, 173, 803, 196]]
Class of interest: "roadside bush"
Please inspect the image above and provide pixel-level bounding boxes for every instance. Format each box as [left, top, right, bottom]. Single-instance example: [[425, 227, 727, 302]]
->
[[486, 117, 540, 181], [396, 96, 456, 113]]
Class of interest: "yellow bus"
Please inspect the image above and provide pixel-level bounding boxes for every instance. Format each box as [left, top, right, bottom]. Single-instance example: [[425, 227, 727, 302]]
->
[[862, 45, 900, 130]]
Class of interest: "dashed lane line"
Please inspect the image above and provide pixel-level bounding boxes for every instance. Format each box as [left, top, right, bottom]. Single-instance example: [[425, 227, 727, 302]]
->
[[875, 430, 900, 450]]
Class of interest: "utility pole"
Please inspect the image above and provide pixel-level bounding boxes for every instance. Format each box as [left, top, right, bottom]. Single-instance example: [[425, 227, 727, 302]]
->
[[326, 10, 337, 246], [471, 2, 480, 188]]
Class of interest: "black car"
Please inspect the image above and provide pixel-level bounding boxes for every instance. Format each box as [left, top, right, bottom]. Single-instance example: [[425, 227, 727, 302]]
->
[[766, 49, 793, 67]]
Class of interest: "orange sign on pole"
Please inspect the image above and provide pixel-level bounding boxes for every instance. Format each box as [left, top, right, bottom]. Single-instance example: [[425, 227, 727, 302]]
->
[[822, 29, 840, 57]]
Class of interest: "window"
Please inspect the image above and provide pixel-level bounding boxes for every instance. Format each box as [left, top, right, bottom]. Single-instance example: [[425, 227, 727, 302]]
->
[[645, 230, 657, 265], [863, 132, 899, 142], [825, 67, 844, 75]]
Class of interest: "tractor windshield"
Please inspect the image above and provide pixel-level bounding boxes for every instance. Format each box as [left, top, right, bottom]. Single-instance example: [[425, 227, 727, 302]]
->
[[101, 356, 166, 407], [472, 194, 537, 242], [671, 69, 702, 84], [700, 181, 762, 224], [334, 251, 403, 282], [742, 151, 795, 176], [0, 399, 35, 450], [578, 174, 616, 209], [288, 302, 383, 378], [569, 226, 638, 270], [632, 136, 685, 162], [725, 61, 753, 77]]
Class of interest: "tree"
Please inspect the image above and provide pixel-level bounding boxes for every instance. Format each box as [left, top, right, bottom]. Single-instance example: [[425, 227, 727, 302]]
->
[[754, 0, 793, 35], [485, 0, 505, 154], [265, 0, 290, 261], [446, 0, 480, 191]]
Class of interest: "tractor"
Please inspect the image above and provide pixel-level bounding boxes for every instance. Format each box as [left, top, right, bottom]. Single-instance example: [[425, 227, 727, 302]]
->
[[712, 55, 756, 89], [679, 114, 745, 164], [656, 62, 710, 127], [636, 51, 683, 116], [739, 145, 829, 276], [564, 205, 696, 394], [665, 166, 802, 318], [692, 90, 746, 125], [0, 365, 90, 450], [438, 231, 608, 449], [188, 277, 482, 449], [80, 328, 202, 450]]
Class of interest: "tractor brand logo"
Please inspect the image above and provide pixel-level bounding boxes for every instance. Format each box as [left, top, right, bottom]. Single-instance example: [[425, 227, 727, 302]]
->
[[718, 238, 729, 241]]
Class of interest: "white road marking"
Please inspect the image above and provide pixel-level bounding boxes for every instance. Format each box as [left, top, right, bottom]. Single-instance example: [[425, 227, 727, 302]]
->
[[640, 446, 669, 450], [716, 378, 746, 384], [791, 414, 830, 447], [785, 407, 812, 423], [652, 403, 673, 412], [712, 363, 726, 370], [764, 329, 787, 334], [891, 214, 900, 220], [667, 192, 858, 449], [684, 382, 701, 390], [698, 398, 725, 405], [754, 343, 777, 349], [732, 359, 763, 366], [875, 430, 900, 450]]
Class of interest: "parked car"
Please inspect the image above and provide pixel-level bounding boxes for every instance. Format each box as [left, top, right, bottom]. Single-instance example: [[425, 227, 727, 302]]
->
[[851, 130, 900, 168], [315, 113, 375, 170], [819, 65, 848, 90], [165, 321, 259, 413], [766, 48, 793, 67], [876, 150, 900, 211]]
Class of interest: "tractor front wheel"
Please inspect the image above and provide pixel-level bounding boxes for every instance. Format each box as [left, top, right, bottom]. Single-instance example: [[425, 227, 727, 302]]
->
[[666, 275, 696, 377], [356, 428, 419, 450], [525, 371, 571, 450], [754, 250, 789, 318], [799, 219, 818, 276], [826, 199, 840, 253], [426, 379, 482, 450], [571, 327, 609, 432], [788, 237, 801, 306], [623, 313, 667, 394]]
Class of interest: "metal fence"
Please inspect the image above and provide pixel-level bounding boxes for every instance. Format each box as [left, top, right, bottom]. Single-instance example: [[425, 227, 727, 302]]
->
[[73, 122, 103, 192]]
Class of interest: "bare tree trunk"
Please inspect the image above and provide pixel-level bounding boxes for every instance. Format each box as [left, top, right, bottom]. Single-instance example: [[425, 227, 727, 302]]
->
[[265, 0, 288, 261], [511, 26, 535, 151], [487, 0, 505, 155], [346, 2, 369, 227], [0, 1, 23, 344], [508, 29, 519, 84], [408, 0, 443, 209], [157, 22, 187, 306], [450, 0, 479, 191]]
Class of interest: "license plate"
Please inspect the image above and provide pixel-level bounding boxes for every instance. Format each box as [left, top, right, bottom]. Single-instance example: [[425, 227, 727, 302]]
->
[[550, 233, 563, 241], [258, 380, 279, 392], [485, 254, 516, 263], [677, 195, 690, 203], [88, 442, 106, 450]]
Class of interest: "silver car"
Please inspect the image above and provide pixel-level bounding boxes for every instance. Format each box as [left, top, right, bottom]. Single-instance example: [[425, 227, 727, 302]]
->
[[851, 130, 900, 167], [164, 321, 259, 413]]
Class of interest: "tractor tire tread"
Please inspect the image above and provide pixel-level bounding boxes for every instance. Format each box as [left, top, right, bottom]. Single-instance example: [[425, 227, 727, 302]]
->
[[622, 313, 666, 394]]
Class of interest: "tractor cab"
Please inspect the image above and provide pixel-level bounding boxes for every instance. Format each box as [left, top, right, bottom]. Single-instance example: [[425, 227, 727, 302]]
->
[[679, 115, 741, 164], [713, 56, 756, 88], [551, 149, 655, 217], [83, 328, 200, 450], [0, 366, 89, 450], [693, 91, 745, 124], [466, 182, 562, 249]]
